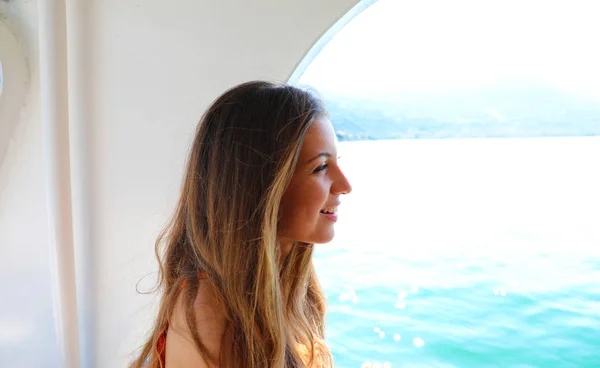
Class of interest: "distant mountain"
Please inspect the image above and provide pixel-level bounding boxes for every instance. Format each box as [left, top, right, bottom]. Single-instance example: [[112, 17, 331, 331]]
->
[[324, 80, 600, 140]]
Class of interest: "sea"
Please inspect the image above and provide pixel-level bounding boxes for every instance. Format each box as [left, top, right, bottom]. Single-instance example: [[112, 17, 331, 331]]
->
[[313, 136, 600, 368]]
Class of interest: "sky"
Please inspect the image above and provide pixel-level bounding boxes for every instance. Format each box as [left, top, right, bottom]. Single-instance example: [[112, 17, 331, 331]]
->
[[298, 0, 600, 101]]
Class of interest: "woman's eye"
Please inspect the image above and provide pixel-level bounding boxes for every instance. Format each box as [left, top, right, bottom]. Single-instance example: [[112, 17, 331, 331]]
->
[[313, 163, 328, 173]]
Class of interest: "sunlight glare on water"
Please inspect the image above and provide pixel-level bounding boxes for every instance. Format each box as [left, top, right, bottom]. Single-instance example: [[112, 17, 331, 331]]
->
[[315, 137, 600, 368]]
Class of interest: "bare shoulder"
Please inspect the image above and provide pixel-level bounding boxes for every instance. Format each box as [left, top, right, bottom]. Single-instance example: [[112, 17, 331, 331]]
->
[[165, 279, 230, 368]]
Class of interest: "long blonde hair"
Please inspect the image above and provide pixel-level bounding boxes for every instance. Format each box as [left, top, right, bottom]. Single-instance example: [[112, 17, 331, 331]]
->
[[131, 81, 333, 367]]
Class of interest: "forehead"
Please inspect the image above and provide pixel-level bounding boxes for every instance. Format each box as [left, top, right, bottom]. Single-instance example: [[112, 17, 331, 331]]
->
[[299, 117, 337, 158]]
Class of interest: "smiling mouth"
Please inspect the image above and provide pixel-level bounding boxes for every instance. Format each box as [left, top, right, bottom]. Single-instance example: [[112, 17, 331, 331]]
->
[[320, 207, 338, 221], [320, 207, 338, 214]]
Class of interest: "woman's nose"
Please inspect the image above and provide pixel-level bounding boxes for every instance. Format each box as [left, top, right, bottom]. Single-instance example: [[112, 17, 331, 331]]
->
[[333, 168, 352, 195]]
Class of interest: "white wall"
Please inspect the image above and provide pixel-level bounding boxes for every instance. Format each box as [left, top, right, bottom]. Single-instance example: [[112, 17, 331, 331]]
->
[[0, 0, 361, 367], [0, 2, 59, 368]]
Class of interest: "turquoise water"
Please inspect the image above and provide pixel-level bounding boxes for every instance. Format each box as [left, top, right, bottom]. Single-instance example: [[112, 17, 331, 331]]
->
[[314, 137, 600, 368]]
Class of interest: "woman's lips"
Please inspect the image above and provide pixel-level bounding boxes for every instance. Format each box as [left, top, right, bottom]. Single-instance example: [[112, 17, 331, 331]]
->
[[320, 211, 338, 222]]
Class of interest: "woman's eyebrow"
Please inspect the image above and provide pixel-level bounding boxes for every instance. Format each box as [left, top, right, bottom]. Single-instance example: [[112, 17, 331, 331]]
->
[[305, 152, 332, 164]]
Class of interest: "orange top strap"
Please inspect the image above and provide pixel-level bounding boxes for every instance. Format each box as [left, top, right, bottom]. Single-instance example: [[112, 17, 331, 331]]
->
[[178, 272, 209, 291]]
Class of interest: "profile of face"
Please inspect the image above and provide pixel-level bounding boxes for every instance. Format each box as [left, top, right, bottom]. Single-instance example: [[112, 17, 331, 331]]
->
[[278, 116, 352, 245]]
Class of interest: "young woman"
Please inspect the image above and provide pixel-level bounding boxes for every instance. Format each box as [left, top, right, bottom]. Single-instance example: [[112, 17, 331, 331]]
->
[[131, 81, 352, 368]]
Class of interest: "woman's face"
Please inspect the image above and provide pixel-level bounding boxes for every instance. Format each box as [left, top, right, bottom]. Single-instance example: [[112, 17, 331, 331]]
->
[[278, 116, 352, 245]]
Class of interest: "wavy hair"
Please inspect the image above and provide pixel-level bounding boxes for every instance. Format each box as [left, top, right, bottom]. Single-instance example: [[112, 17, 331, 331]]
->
[[131, 81, 333, 367]]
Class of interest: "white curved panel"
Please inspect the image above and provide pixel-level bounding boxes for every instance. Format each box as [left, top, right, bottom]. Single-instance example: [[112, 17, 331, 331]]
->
[[0, 19, 29, 167], [289, 0, 378, 84]]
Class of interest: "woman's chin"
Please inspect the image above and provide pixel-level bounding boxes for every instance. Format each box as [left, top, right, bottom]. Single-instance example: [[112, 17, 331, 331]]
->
[[285, 227, 336, 246], [312, 229, 335, 245]]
